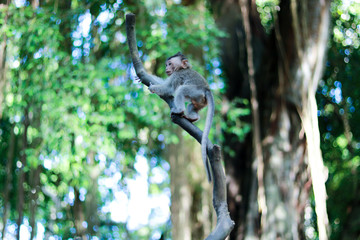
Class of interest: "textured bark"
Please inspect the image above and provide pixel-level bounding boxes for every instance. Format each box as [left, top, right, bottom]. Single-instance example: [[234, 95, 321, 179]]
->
[[168, 139, 193, 240], [208, 1, 263, 238], [209, 0, 331, 239], [126, 13, 234, 240], [239, 1, 267, 237], [167, 130, 213, 240]]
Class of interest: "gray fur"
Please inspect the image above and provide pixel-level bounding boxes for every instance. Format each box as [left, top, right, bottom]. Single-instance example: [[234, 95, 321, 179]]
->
[[149, 67, 214, 182]]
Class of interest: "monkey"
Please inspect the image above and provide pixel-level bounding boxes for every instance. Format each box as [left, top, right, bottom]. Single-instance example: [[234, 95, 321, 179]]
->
[[148, 52, 214, 181]]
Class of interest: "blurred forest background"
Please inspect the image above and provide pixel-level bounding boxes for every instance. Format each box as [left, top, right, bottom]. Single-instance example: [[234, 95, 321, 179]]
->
[[0, 0, 359, 239]]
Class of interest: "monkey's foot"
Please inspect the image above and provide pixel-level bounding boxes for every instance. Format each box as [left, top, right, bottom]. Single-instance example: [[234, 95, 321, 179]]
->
[[171, 108, 185, 115], [184, 112, 199, 122], [184, 115, 199, 123]]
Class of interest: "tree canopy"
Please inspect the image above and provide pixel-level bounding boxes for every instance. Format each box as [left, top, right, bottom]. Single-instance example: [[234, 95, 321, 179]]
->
[[0, 0, 359, 239]]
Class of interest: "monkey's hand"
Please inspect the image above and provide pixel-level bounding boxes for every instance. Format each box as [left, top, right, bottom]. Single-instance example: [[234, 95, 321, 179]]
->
[[134, 76, 141, 82], [148, 84, 156, 93], [149, 84, 173, 97], [149, 84, 166, 95]]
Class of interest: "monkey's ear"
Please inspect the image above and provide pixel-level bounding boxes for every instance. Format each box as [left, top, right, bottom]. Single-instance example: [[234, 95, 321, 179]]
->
[[182, 59, 190, 69]]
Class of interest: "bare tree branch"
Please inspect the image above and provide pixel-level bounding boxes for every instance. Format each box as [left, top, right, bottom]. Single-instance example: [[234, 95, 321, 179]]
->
[[125, 13, 234, 240]]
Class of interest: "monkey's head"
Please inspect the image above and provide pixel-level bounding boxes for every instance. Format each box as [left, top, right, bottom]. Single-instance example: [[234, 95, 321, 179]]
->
[[165, 52, 191, 76]]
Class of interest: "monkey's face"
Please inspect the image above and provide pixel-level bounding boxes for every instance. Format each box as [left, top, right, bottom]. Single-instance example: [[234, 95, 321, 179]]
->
[[165, 56, 189, 76], [165, 57, 181, 76]]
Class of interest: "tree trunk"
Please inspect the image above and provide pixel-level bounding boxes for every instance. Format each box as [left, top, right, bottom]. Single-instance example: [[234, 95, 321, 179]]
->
[[29, 166, 41, 240], [1, 124, 16, 239], [85, 152, 100, 236], [58, 0, 72, 56], [209, 0, 331, 239], [16, 106, 30, 240], [73, 187, 86, 239], [0, 0, 9, 119], [167, 128, 214, 240]]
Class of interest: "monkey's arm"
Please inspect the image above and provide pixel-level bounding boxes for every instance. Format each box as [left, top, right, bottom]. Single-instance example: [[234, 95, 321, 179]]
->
[[148, 77, 175, 96], [149, 75, 164, 84], [135, 75, 163, 85], [149, 84, 173, 97]]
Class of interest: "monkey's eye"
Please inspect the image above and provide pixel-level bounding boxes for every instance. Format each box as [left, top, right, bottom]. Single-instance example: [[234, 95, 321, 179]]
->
[[168, 62, 172, 66]]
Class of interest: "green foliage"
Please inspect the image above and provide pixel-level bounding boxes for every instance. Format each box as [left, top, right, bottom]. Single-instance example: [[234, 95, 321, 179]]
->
[[317, 0, 360, 239], [220, 98, 251, 156], [256, 0, 279, 33], [0, 1, 232, 239], [221, 98, 251, 149]]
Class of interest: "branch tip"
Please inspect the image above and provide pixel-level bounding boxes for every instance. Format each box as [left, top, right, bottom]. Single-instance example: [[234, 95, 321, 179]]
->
[[125, 13, 136, 25]]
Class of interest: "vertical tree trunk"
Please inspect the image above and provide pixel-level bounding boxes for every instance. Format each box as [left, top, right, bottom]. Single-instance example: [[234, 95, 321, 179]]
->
[[73, 188, 86, 239], [209, 0, 331, 239], [24, 3, 41, 239], [58, 0, 72, 56], [16, 106, 30, 240], [0, 0, 9, 119], [85, 152, 100, 236], [167, 128, 213, 240], [29, 166, 41, 240], [1, 124, 16, 240]]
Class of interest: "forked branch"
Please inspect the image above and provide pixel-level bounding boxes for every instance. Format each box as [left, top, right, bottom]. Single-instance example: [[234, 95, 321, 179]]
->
[[125, 13, 234, 240]]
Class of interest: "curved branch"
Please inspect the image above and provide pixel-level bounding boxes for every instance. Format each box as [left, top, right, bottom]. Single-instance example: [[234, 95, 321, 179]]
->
[[125, 13, 213, 152], [125, 13, 152, 87], [125, 13, 234, 240]]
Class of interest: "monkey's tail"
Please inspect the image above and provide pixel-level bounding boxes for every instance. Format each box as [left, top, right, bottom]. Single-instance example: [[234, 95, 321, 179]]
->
[[202, 90, 215, 182]]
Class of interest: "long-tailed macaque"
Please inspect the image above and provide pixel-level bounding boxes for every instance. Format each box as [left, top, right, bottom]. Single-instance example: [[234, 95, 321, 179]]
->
[[148, 52, 214, 181]]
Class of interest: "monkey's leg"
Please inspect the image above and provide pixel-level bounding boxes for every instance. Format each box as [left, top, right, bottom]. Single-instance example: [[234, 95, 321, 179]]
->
[[184, 103, 200, 122], [173, 86, 205, 116], [185, 87, 207, 122], [171, 86, 188, 115]]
